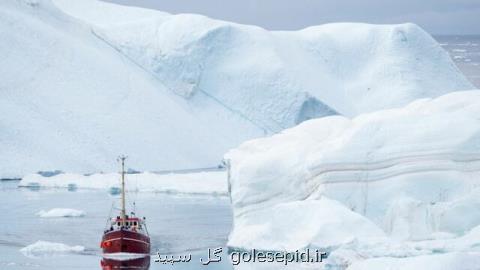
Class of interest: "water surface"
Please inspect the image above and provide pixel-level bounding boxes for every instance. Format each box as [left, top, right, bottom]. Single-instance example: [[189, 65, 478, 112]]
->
[[0, 180, 232, 269]]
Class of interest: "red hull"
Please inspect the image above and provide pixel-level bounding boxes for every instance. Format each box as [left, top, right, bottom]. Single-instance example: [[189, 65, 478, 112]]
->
[[101, 229, 150, 254]]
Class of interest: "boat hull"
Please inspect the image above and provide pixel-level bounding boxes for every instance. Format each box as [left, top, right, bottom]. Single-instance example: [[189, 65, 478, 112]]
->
[[101, 230, 150, 254]]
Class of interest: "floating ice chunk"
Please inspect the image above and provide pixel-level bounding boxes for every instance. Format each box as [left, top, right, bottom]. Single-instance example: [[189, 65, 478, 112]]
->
[[20, 241, 85, 258], [36, 208, 86, 218], [67, 183, 77, 191], [109, 186, 122, 195]]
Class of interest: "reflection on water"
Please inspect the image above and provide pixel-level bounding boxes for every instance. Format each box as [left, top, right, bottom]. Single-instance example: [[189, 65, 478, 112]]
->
[[101, 256, 150, 270]]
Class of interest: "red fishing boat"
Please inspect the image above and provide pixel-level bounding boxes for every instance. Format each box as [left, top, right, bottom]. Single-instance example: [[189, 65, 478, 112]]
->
[[100, 156, 151, 255]]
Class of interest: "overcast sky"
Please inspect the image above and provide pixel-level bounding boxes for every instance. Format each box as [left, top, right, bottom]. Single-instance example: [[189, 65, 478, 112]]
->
[[103, 0, 480, 35]]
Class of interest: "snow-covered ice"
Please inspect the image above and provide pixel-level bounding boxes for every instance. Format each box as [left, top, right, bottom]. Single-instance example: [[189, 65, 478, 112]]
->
[[20, 241, 85, 258], [228, 197, 385, 251], [0, 0, 474, 179], [2, 0, 480, 269], [19, 170, 228, 195], [0, 0, 263, 179], [53, 0, 473, 126], [36, 208, 86, 218], [225, 90, 480, 258]]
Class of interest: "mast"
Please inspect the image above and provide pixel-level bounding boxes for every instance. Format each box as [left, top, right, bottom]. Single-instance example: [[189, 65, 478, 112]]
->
[[119, 155, 127, 227]]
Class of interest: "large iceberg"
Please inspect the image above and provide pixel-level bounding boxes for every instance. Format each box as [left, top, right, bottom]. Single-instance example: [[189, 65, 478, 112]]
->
[[0, 0, 262, 178], [53, 0, 473, 130], [225, 90, 480, 255], [0, 0, 473, 178]]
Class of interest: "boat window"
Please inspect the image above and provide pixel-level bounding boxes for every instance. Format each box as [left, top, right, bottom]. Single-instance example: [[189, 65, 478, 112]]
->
[[117, 222, 120, 226], [134, 221, 137, 226]]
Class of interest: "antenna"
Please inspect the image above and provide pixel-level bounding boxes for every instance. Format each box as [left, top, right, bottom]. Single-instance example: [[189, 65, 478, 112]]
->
[[117, 155, 128, 227]]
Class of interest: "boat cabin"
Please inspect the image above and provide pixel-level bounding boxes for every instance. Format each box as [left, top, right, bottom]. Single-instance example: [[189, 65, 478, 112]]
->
[[107, 215, 146, 232]]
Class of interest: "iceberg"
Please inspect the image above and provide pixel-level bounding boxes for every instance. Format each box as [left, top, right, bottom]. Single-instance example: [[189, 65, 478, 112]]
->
[[53, 0, 473, 129], [0, 0, 263, 179], [36, 208, 86, 218], [20, 241, 85, 258], [225, 90, 480, 252], [0, 0, 473, 178]]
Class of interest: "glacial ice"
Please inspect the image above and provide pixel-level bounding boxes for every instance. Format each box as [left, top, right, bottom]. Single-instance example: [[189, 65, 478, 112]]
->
[[1, 0, 479, 268], [227, 197, 386, 251], [225, 90, 480, 257], [0, 0, 473, 178], [0, 0, 263, 178], [53, 0, 473, 130]]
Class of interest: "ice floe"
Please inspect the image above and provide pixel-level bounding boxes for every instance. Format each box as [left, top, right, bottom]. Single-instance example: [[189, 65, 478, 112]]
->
[[20, 241, 85, 258], [36, 208, 86, 218]]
